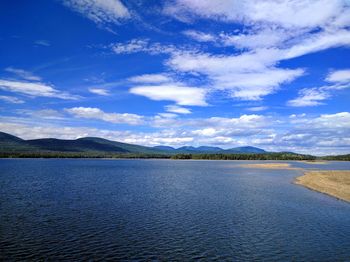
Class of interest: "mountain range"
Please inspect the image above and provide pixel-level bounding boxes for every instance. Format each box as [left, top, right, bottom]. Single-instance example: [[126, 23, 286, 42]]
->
[[0, 131, 266, 155]]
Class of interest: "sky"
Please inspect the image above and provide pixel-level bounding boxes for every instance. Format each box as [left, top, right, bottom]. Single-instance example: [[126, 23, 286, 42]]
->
[[0, 0, 350, 155]]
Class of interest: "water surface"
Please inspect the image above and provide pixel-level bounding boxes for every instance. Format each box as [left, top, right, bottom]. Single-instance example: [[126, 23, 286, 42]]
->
[[1, 159, 350, 260]]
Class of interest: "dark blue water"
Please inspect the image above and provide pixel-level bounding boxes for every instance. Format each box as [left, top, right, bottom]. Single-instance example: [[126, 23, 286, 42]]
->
[[1, 159, 350, 261]]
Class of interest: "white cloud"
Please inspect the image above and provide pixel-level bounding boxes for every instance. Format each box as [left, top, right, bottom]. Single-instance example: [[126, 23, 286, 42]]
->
[[162, 1, 350, 103], [89, 87, 110, 95], [63, 0, 130, 25], [326, 69, 350, 83], [129, 84, 207, 106], [5, 67, 41, 81], [157, 113, 178, 119], [246, 106, 268, 112], [112, 39, 149, 54], [19, 109, 65, 120], [167, 49, 304, 100], [219, 28, 292, 49], [0, 79, 78, 99], [0, 95, 25, 104], [165, 0, 346, 29], [0, 121, 130, 140], [65, 107, 144, 125], [282, 29, 350, 60], [288, 69, 350, 107], [287, 88, 330, 107], [128, 74, 172, 83], [183, 30, 216, 42], [35, 40, 50, 47], [111, 39, 180, 55], [1, 111, 350, 155], [165, 105, 191, 114]]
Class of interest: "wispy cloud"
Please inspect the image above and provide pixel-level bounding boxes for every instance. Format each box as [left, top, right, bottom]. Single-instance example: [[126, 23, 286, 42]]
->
[[5, 67, 42, 81], [111, 39, 181, 55], [167, 49, 305, 100], [62, 0, 130, 26], [165, 105, 191, 114], [18, 109, 65, 120], [164, 0, 346, 29], [65, 107, 144, 125], [130, 84, 207, 106], [35, 40, 50, 47], [89, 88, 110, 96], [246, 106, 268, 112], [0, 95, 25, 104], [0, 79, 79, 100], [183, 30, 216, 42], [288, 69, 350, 107], [287, 88, 330, 107], [326, 69, 350, 83], [161, 0, 350, 102], [128, 73, 172, 83]]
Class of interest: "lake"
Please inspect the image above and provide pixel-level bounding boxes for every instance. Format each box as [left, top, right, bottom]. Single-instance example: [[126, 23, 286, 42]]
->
[[1, 159, 350, 260]]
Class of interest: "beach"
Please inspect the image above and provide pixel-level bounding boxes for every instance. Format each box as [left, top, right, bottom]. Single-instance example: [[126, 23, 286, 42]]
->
[[295, 170, 350, 202]]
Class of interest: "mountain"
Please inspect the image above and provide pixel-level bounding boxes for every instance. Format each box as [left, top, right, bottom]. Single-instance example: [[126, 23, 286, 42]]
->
[[0, 131, 268, 155], [0, 132, 165, 155], [153, 146, 176, 151], [224, 146, 266, 154], [175, 146, 223, 153]]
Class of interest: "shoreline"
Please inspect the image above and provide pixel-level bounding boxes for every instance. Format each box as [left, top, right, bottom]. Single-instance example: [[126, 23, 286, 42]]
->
[[294, 171, 350, 203]]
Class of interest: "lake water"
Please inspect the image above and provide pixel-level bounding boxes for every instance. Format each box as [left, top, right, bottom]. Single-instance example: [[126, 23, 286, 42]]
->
[[1, 159, 350, 261]]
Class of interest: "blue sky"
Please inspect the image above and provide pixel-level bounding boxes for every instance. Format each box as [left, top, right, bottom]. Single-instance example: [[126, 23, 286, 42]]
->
[[0, 0, 350, 155]]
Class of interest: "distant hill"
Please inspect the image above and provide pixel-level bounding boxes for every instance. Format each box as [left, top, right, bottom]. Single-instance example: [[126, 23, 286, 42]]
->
[[0, 131, 276, 158], [224, 146, 266, 154], [2, 131, 347, 160], [160, 145, 266, 154], [0, 131, 269, 155], [0, 132, 164, 155]]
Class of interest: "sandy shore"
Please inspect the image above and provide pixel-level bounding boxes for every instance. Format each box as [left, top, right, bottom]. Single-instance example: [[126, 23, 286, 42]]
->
[[239, 163, 298, 169], [295, 171, 350, 202], [298, 160, 328, 164]]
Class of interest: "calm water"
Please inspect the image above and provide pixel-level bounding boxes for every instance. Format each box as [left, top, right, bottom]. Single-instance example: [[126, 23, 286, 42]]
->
[[1, 159, 350, 261]]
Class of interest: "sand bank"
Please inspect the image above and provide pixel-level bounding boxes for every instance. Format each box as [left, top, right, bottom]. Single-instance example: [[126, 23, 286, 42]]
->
[[239, 163, 297, 169], [298, 160, 328, 164], [295, 171, 350, 202]]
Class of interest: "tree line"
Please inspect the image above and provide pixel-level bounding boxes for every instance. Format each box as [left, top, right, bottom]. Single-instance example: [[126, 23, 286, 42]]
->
[[171, 153, 317, 160]]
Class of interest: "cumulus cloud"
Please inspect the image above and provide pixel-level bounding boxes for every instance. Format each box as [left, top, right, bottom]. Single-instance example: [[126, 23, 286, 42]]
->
[[62, 0, 130, 25], [65, 107, 144, 125], [1, 111, 350, 155]]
